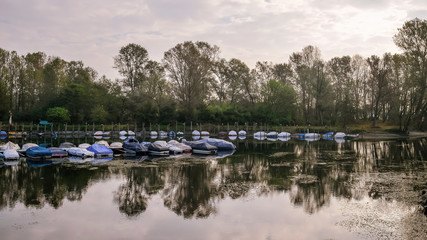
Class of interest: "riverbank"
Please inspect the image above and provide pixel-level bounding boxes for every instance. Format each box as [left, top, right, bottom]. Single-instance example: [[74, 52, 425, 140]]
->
[[355, 131, 427, 140]]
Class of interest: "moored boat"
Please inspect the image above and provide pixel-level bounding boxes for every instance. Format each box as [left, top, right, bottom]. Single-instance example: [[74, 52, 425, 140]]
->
[[238, 130, 246, 136], [109, 142, 124, 154], [26, 146, 52, 160], [267, 131, 278, 138], [146, 143, 170, 156], [67, 147, 95, 158], [167, 140, 192, 153], [123, 137, 148, 155], [228, 130, 237, 136], [278, 132, 291, 137], [1, 141, 20, 150], [3, 149, 20, 161], [87, 144, 113, 158], [198, 138, 236, 151], [48, 147, 68, 158], [182, 140, 218, 155], [78, 143, 91, 149]]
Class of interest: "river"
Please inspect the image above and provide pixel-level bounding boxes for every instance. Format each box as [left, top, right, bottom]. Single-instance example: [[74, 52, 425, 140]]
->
[[1, 138, 426, 239]]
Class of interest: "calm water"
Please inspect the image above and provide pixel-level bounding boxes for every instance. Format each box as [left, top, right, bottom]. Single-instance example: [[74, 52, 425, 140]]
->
[[1, 138, 426, 239]]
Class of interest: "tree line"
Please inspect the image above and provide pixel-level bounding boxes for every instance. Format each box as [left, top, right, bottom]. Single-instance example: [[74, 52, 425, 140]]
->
[[0, 18, 426, 131]]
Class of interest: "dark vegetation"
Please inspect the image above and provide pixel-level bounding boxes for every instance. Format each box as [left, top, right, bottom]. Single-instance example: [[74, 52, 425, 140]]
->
[[0, 18, 426, 132]]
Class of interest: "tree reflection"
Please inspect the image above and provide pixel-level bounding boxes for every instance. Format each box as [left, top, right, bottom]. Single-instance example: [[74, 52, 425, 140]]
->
[[0, 162, 110, 210], [162, 164, 218, 219], [113, 167, 164, 217]]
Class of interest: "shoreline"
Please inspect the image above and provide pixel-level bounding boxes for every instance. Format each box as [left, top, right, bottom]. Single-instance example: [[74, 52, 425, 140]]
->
[[355, 131, 427, 140]]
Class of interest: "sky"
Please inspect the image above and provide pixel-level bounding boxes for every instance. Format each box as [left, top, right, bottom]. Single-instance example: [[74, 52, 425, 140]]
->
[[1, 0, 427, 80]]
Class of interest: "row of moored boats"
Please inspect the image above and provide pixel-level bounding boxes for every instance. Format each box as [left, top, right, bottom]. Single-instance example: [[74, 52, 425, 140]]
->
[[0, 137, 237, 162]]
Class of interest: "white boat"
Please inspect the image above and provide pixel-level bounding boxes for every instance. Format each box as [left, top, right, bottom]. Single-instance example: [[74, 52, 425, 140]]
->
[[119, 130, 127, 136], [305, 133, 320, 139], [278, 137, 291, 141], [1, 141, 20, 150], [4, 149, 20, 160], [167, 140, 192, 153], [201, 131, 209, 136], [94, 131, 103, 136], [95, 140, 109, 147], [154, 141, 183, 154], [238, 130, 246, 136], [228, 130, 237, 136], [67, 147, 95, 158], [335, 132, 346, 138], [177, 131, 184, 136], [78, 143, 91, 149], [254, 131, 267, 137], [22, 143, 38, 151], [127, 130, 135, 136], [192, 130, 200, 136], [150, 131, 158, 136], [278, 132, 291, 137]]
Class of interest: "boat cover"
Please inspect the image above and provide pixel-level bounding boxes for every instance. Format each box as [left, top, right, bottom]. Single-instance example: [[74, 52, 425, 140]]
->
[[278, 132, 291, 137], [48, 147, 68, 157], [198, 138, 236, 151], [67, 147, 95, 158], [228, 130, 237, 136], [1, 141, 20, 150], [335, 132, 346, 138], [59, 142, 76, 148], [95, 140, 109, 147], [26, 146, 52, 158], [254, 132, 266, 137], [22, 143, 38, 151], [4, 149, 20, 160], [267, 132, 278, 138], [109, 142, 123, 149], [119, 130, 127, 136], [87, 144, 113, 155], [238, 130, 246, 135], [123, 138, 148, 154], [167, 140, 192, 152], [183, 140, 218, 151], [147, 143, 169, 151], [323, 132, 334, 138], [192, 130, 200, 136], [79, 143, 91, 149]]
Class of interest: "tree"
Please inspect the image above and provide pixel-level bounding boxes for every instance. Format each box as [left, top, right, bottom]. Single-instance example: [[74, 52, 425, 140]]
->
[[393, 18, 427, 130], [114, 43, 149, 93], [163, 41, 219, 120], [46, 107, 70, 123], [366, 54, 392, 127]]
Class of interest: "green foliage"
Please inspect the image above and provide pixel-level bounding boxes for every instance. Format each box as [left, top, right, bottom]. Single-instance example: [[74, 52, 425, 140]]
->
[[90, 106, 108, 123], [46, 107, 70, 123]]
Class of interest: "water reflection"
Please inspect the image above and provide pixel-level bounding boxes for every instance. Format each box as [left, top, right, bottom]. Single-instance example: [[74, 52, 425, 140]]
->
[[0, 138, 426, 220]]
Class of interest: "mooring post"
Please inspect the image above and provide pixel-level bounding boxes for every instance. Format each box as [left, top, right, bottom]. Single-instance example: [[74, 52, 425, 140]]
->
[[183, 122, 185, 134]]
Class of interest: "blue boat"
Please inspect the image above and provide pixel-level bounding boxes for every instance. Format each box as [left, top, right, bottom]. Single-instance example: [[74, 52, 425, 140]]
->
[[87, 144, 113, 158], [26, 146, 52, 160], [322, 132, 334, 138]]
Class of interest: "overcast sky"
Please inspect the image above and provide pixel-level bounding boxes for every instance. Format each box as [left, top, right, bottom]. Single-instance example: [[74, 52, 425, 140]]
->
[[2, 0, 427, 80]]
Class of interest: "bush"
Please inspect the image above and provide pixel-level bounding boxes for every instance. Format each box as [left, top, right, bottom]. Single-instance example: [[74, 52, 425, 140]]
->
[[46, 107, 70, 123]]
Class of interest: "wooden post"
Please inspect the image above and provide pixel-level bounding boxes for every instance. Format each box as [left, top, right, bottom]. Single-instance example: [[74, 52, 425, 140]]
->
[[190, 121, 192, 132], [183, 122, 185, 135]]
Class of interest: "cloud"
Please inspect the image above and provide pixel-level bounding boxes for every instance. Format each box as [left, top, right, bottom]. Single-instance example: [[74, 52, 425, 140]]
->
[[1, 0, 426, 79]]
